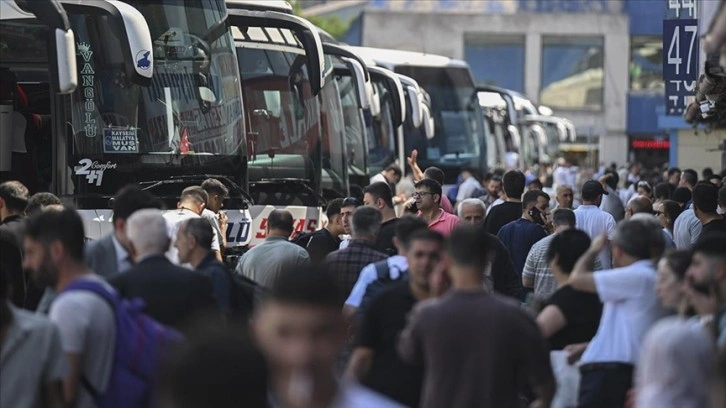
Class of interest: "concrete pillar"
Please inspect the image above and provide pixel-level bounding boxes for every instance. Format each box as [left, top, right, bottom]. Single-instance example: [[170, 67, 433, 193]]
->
[[524, 33, 542, 103]]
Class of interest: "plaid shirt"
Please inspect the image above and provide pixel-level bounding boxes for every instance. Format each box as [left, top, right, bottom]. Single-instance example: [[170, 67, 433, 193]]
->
[[324, 239, 388, 303]]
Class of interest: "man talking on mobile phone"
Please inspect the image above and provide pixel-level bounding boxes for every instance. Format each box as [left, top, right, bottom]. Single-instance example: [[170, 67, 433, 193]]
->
[[497, 190, 550, 279]]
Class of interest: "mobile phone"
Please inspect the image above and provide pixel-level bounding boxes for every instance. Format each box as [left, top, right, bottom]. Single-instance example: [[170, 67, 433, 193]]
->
[[528, 207, 545, 225]]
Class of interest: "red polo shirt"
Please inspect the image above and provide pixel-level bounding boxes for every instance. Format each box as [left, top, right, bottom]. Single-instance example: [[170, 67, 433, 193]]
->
[[417, 208, 460, 237]]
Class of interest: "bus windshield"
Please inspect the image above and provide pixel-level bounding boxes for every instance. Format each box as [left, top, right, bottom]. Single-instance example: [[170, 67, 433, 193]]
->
[[338, 75, 366, 175], [367, 79, 396, 174], [234, 27, 321, 186], [394, 66, 485, 173], [319, 75, 347, 197], [69, 0, 244, 159]]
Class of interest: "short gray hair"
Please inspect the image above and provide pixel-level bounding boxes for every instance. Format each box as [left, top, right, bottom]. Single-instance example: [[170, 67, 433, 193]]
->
[[612, 216, 665, 260], [126, 209, 170, 254], [351, 206, 382, 239], [457, 198, 486, 217], [182, 218, 214, 251]]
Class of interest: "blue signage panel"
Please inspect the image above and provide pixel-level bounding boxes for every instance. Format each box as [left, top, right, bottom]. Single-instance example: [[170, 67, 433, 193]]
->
[[663, 18, 699, 116]]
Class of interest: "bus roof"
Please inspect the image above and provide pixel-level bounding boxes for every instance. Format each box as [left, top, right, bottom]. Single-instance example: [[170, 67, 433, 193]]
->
[[348, 46, 469, 69], [226, 0, 293, 13], [0, 1, 35, 20]]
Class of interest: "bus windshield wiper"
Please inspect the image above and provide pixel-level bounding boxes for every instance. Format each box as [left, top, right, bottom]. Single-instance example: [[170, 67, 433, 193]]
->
[[139, 175, 253, 208]]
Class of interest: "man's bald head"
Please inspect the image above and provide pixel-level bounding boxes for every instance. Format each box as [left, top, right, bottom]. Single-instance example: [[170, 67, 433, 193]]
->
[[626, 196, 653, 219]]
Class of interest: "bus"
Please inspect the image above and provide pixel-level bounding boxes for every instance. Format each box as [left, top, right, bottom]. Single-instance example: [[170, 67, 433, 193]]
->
[[351, 46, 490, 191], [1, 0, 252, 252], [226, 3, 333, 247]]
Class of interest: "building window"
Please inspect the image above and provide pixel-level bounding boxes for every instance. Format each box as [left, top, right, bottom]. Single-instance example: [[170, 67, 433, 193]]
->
[[464, 34, 525, 92], [630, 36, 664, 92], [540, 36, 604, 110]]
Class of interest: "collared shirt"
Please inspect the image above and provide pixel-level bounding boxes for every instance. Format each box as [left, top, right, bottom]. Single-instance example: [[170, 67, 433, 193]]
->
[[1, 304, 68, 408], [110, 233, 132, 274], [164, 208, 220, 267], [325, 239, 388, 302], [523, 234, 603, 299], [456, 177, 482, 202], [235, 236, 310, 289], [345, 255, 408, 308], [582, 260, 666, 365], [417, 208, 460, 237], [673, 206, 702, 249], [574, 205, 616, 269]]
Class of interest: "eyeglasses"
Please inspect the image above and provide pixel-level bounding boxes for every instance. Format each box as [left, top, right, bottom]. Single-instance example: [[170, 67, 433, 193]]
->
[[413, 191, 434, 199], [342, 197, 362, 207], [653, 210, 664, 216]]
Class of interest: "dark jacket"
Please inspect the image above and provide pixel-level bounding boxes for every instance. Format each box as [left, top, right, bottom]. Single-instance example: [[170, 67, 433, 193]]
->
[[195, 252, 232, 316], [485, 232, 525, 300], [109, 255, 215, 330], [300, 228, 341, 265]]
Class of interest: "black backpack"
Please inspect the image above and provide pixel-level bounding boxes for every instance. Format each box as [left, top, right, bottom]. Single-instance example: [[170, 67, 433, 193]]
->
[[291, 230, 321, 248], [229, 273, 266, 322], [358, 260, 408, 314]]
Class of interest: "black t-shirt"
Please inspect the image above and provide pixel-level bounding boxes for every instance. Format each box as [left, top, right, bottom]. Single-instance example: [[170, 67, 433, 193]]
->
[[356, 280, 422, 407], [483, 201, 522, 235], [701, 217, 726, 239], [545, 285, 602, 350], [374, 218, 399, 257], [300, 229, 341, 265]]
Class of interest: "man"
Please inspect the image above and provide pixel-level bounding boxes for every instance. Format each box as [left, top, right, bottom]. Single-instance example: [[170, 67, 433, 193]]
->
[[109, 209, 215, 330], [200, 178, 229, 253], [574, 180, 617, 269], [667, 167, 681, 189], [345, 229, 444, 407], [370, 164, 402, 192], [164, 186, 221, 265], [674, 198, 703, 249], [397, 226, 555, 408], [497, 190, 550, 277], [413, 179, 460, 237], [567, 218, 666, 408], [553, 184, 574, 210], [325, 206, 387, 302], [599, 172, 625, 222], [253, 266, 402, 408], [684, 233, 726, 348], [25, 192, 61, 216], [338, 197, 362, 249], [478, 174, 502, 208], [679, 168, 698, 191], [523, 208, 588, 298], [23, 209, 116, 407], [294, 198, 345, 265], [484, 170, 526, 235], [85, 185, 161, 278], [343, 215, 428, 317], [1, 265, 67, 408], [0, 180, 34, 309], [554, 158, 577, 191], [363, 182, 399, 256], [236, 210, 310, 289], [176, 218, 232, 316], [457, 198, 487, 225], [405, 150, 454, 213], [692, 182, 726, 237], [625, 195, 653, 219], [455, 168, 482, 203], [458, 199, 523, 299]]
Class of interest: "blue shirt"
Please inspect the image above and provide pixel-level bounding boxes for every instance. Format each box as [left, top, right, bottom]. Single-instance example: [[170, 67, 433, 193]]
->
[[497, 218, 548, 276]]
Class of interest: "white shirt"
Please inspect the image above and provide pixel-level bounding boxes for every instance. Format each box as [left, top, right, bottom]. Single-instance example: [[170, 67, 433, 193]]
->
[[582, 260, 666, 364], [111, 234, 132, 274], [369, 173, 387, 185], [673, 206, 702, 249], [456, 176, 482, 202], [270, 383, 404, 408], [163, 208, 220, 266], [574, 205, 616, 269], [49, 275, 116, 408], [339, 236, 351, 249], [345, 255, 408, 308]]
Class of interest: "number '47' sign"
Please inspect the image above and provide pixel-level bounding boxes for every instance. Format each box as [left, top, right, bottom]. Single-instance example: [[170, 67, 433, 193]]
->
[[663, 18, 699, 115]]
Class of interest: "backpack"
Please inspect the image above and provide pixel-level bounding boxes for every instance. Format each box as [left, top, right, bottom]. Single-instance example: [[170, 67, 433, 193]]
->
[[358, 260, 407, 314], [64, 279, 184, 408], [291, 230, 320, 248]]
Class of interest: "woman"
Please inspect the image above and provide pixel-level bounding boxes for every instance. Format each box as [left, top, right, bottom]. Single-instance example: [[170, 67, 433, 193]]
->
[[655, 249, 690, 311], [636, 317, 716, 408], [654, 200, 681, 248], [536, 229, 603, 350]]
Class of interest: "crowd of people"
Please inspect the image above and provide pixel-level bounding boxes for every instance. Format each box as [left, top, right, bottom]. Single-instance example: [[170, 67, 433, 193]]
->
[[1, 156, 726, 408]]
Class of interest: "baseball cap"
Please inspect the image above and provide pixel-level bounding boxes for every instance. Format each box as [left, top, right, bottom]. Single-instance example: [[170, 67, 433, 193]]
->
[[582, 180, 608, 199]]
